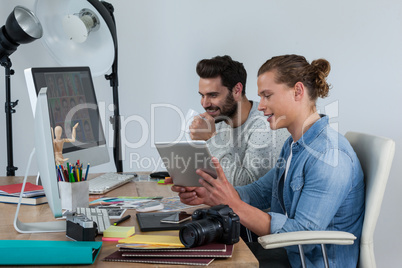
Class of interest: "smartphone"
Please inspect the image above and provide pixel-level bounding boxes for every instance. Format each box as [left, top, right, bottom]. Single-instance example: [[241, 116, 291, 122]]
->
[[160, 212, 192, 224]]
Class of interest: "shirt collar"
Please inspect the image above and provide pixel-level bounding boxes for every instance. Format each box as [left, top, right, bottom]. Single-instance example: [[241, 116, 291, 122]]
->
[[296, 114, 328, 147]]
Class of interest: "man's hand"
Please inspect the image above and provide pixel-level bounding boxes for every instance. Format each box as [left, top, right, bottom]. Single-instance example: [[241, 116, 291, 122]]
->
[[189, 112, 216, 141], [166, 177, 210, 206], [196, 157, 241, 207], [167, 157, 241, 208]]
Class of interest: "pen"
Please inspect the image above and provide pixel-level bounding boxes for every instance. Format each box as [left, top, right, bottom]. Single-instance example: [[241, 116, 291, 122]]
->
[[113, 215, 131, 226], [84, 163, 90, 181]]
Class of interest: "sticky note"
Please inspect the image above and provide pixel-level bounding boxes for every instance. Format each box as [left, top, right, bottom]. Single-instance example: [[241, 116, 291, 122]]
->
[[103, 226, 135, 238]]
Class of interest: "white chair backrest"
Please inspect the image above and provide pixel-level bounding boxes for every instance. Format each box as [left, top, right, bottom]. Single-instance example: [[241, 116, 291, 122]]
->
[[344, 132, 395, 268]]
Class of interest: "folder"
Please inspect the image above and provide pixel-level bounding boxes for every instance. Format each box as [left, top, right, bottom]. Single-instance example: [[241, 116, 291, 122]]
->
[[119, 234, 184, 247], [0, 240, 102, 265]]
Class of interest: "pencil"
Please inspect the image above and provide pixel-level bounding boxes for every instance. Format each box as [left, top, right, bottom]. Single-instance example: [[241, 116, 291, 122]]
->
[[76, 165, 80, 182]]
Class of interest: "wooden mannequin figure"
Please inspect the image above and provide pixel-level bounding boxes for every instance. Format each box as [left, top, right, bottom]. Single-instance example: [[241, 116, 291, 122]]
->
[[51, 123, 79, 165]]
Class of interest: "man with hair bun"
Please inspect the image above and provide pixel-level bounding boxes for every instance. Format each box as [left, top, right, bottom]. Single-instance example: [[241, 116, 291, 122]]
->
[[170, 54, 365, 267], [190, 55, 289, 187]]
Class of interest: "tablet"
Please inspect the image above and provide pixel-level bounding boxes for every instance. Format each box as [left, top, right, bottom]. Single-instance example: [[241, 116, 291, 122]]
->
[[155, 141, 217, 187]]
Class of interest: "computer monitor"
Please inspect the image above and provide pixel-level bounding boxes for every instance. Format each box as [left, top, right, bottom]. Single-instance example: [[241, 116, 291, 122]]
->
[[24, 66, 110, 167], [14, 88, 65, 233]]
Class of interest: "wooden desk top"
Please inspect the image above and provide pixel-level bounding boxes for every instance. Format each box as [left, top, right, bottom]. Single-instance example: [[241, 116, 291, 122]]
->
[[0, 175, 258, 267]]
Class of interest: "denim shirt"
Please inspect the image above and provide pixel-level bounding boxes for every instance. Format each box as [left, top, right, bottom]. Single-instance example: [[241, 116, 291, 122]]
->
[[236, 115, 365, 268]]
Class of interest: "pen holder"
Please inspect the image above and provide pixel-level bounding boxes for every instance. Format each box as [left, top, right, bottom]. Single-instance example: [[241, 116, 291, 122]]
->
[[58, 181, 89, 211]]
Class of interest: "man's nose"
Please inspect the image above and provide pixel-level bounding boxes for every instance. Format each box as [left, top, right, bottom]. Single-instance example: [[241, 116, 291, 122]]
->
[[201, 97, 210, 108], [257, 102, 265, 111]]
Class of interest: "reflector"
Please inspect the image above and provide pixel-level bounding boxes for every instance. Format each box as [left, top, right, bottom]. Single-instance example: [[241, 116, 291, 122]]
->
[[35, 0, 114, 76]]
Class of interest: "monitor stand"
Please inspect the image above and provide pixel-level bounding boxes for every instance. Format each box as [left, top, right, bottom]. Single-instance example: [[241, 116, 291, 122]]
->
[[13, 148, 65, 233]]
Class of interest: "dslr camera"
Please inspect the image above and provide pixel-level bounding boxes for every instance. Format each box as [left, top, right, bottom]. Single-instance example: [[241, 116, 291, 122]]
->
[[179, 204, 240, 247]]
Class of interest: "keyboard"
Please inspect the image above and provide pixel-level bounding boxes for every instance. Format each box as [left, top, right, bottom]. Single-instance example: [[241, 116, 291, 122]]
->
[[76, 207, 111, 233], [88, 173, 136, 194]]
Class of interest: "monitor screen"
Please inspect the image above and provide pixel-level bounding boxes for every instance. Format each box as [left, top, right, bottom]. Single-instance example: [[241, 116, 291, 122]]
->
[[25, 66, 110, 167]]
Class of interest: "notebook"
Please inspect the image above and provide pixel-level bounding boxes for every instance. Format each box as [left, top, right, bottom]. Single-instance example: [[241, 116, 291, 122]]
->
[[121, 244, 233, 258], [103, 250, 214, 266]]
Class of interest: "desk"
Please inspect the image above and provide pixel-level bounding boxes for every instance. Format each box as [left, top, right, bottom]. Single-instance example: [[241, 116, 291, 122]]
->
[[0, 175, 258, 267]]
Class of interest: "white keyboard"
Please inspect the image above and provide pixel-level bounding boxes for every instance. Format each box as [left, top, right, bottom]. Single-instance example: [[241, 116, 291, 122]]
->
[[88, 173, 136, 194], [76, 207, 111, 233]]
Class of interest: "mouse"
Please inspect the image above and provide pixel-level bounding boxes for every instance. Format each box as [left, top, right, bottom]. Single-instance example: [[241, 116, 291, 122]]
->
[[149, 171, 170, 178]]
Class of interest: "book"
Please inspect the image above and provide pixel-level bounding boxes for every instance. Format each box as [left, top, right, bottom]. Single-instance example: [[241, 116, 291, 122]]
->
[[0, 194, 47, 205], [103, 250, 214, 266], [0, 182, 45, 197], [121, 244, 233, 258]]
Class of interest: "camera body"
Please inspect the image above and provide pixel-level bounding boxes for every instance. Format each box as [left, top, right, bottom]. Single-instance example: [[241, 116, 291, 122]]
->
[[65, 211, 97, 241], [179, 204, 240, 247]]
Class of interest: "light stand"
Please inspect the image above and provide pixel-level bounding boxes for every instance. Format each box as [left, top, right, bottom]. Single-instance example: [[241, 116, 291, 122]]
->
[[98, 1, 123, 173], [0, 6, 43, 176], [1, 56, 18, 176]]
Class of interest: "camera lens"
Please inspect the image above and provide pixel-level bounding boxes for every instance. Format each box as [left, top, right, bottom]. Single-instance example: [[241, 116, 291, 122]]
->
[[179, 218, 222, 247]]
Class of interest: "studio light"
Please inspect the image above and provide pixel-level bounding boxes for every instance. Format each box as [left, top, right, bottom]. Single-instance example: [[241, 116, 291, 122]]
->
[[35, 0, 123, 172], [0, 6, 43, 176]]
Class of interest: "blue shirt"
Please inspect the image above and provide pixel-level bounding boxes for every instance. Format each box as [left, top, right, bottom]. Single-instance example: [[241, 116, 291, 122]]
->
[[236, 115, 365, 267]]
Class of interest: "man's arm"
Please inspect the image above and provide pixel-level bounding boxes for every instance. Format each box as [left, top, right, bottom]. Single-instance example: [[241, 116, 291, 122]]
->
[[170, 158, 274, 236], [207, 118, 288, 186], [189, 112, 216, 141]]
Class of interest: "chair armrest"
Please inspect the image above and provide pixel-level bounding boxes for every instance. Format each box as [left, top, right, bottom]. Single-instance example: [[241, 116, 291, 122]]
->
[[258, 231, 356, 249]]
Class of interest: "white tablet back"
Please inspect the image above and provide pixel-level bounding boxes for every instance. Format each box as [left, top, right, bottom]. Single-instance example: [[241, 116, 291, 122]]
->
[[155, 141, 217, 187]]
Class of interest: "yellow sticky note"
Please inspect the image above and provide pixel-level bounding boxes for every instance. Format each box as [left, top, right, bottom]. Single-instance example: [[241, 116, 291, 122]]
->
[[103, 225, 135, 238], [119, 234, 184, 247]]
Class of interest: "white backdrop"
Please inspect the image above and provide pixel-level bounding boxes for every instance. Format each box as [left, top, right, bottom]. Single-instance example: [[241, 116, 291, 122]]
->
[[1, 0, 401, 266]]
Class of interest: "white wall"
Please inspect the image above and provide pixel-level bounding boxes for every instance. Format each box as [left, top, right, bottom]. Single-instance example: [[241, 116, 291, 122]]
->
[[1, 0, 401, 266]]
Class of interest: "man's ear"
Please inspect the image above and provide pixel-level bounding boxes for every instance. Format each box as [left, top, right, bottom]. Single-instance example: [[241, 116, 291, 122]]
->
[[232, 82, 243, 101], [294, 82, 305, 101]]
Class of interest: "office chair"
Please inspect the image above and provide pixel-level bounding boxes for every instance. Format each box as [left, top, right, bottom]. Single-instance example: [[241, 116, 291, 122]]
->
[[257, 131, 395, 268]]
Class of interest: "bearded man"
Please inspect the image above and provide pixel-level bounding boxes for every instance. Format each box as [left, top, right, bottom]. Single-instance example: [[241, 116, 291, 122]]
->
[[190, 55, 289, 186]]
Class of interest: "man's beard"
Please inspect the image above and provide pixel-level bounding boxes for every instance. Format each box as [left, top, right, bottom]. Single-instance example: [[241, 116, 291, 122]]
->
[[213, 92, 238, 123]]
